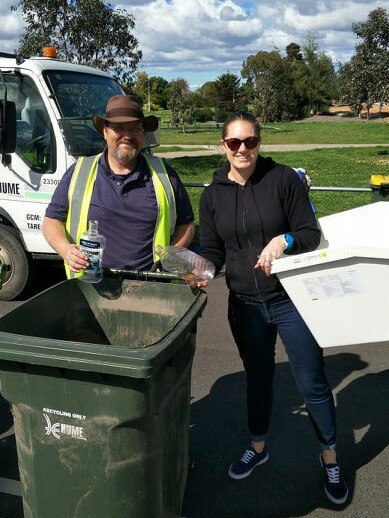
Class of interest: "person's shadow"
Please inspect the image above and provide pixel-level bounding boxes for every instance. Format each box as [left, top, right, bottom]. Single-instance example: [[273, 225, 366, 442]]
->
[[182, 352, 388, 518]]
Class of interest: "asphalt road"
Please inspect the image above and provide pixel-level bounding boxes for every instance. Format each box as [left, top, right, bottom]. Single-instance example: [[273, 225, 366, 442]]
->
[[0, 271, 388, 517], [183, 276, 389, 518]]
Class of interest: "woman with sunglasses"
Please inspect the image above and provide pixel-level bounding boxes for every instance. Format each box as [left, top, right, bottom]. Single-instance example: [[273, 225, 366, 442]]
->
[[198, 111, 348, 505]]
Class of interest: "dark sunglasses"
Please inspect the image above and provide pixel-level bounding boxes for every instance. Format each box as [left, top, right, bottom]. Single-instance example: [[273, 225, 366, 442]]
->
[[223, 136, 259, 151]]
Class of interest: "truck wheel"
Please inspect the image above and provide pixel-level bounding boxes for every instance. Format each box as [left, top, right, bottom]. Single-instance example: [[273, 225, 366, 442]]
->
[[0, 225, 29, 301]]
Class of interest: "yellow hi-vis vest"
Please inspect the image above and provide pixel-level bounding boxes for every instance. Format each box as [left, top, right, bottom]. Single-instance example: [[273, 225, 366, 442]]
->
[[65, 153, 176, 279]]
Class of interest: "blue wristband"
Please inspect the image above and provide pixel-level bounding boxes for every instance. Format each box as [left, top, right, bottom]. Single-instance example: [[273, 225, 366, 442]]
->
[[283, 233, 294, 253]]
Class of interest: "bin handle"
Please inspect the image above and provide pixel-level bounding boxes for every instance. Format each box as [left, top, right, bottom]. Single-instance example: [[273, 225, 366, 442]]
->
[[104, 267, 185, 282]]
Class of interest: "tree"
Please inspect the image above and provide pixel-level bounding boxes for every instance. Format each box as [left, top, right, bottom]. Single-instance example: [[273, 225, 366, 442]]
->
[[197, 81, 217, 107], [167, 78, 194, 133], [132, 71, 149, 105], [352, 7, 389, 56], [214, 73, 243, 116], [150, 76, 170, 110], [197, 81, 224, 122], [128, 73, 171, 110], [12, 0, 142, 86], [241, 50, 295, 122], [286, 42, 303, 61], [338, 56, 370, 116], [285, 43, 310, 119], [241, 35, 337, 121], [301, 33, 337, 115], [349, 7, 389, 108]]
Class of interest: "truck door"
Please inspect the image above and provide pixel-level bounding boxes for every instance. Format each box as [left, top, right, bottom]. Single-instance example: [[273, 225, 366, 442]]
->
[[0, 72, 58, 299], [6, 74, 55, 175]]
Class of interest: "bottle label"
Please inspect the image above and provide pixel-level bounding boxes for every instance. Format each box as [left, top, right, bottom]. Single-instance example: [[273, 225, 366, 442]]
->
[[80, 239, 101, 272]]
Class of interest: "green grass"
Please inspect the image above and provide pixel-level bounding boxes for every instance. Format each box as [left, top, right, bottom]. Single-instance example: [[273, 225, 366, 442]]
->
[[149, 118, 389, 233], [168, 147, 389, 225], [260, 121, 389, 145], [153, 118, 389, 146], [158, 126, 222, 146]]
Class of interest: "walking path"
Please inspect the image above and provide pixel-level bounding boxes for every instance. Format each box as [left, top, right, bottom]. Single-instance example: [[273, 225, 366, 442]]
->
[[155, 143, 388, 158]]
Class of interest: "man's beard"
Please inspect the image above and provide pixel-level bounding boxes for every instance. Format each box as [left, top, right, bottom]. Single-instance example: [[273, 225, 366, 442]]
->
[[114, 144, 138, 166]]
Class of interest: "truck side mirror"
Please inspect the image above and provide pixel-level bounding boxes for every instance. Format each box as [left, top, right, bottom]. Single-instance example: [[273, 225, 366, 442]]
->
[[0, 100, 17, 162]]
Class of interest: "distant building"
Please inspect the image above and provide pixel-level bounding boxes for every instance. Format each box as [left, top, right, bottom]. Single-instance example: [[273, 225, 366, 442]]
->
[[328, 102, 389, 118]]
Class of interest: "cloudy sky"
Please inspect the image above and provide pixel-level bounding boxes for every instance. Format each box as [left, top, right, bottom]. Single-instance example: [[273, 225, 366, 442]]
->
[[1, 0, 389, 89]]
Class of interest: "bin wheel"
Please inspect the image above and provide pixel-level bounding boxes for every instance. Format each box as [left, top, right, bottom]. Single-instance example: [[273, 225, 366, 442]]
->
[[0, 225, 30, 300]]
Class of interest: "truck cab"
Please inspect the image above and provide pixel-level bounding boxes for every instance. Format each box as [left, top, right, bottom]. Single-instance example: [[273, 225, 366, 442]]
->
[[0, 49, 125, 299]]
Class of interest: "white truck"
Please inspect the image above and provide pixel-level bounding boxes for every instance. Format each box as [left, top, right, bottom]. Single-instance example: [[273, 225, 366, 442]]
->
[[0, 49, 158, 300]]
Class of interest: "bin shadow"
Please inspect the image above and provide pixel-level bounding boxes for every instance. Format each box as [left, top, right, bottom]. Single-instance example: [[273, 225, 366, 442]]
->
[[0, 428, 23, 517], [183, 352, 389, 518]]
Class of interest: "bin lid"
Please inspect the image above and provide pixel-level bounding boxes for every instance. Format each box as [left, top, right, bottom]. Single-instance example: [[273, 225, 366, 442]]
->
[[272, 245, 389, 273], [0, 279, 207, 378], [370, 174, 389, 186], [272, 201, 389, 273], [271, 203, 389, 348]]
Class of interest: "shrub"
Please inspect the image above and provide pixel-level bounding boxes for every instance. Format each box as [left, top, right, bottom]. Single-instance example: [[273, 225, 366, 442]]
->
[[193, 107, 213, 122]]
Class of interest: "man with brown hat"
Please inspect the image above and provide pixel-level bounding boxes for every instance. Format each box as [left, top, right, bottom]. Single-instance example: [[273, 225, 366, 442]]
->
[[43, 95, 195, 276]]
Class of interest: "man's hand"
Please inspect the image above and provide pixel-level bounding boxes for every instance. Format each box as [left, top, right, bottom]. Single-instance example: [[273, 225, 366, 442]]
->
[[64, 244, 89, 273]]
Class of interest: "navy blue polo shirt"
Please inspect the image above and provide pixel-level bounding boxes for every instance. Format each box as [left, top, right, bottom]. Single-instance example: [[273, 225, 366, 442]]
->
[[45, 151, 194, 270]]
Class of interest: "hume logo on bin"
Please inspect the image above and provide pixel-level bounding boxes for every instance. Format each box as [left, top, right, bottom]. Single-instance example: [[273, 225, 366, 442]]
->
[[43, 408, 87, 441]]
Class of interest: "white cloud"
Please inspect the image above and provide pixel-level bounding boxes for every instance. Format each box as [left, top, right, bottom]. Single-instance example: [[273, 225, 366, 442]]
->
[[282, 3, 357, 32], [129, 0, 264, 77], [0, 0, 24, 53], [2, 0, 389, 88]]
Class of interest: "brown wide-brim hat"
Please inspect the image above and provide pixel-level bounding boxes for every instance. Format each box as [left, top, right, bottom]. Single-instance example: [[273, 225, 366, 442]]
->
[[93, 95, 159, 134]]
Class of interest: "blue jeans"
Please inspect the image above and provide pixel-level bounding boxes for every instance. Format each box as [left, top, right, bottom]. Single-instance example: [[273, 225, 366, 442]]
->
[[228, 292, 336, 450]]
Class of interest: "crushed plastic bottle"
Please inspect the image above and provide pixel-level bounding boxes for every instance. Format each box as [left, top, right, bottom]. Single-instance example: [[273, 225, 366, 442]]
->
[[155, 245, 215, 281]]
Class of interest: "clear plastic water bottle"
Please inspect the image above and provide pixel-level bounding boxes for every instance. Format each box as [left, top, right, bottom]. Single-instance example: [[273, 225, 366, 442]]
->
[[79, 220, 106, 283], [155, 245, 215, 281]]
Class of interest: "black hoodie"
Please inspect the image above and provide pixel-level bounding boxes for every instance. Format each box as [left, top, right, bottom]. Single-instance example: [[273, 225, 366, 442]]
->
[[199, 155, 321, 301]]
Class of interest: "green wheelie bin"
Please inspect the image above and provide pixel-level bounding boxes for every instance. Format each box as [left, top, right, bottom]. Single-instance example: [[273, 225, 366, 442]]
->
[[0, 276, 207, 518]]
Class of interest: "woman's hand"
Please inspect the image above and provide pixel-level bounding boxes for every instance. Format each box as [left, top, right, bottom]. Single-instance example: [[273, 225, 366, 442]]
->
[[186, 276, 209, 289], [255, 235, 287, 276]]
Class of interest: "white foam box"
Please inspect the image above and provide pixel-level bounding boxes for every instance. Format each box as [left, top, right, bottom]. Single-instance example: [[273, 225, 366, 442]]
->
[[271, 202, 389, 348]]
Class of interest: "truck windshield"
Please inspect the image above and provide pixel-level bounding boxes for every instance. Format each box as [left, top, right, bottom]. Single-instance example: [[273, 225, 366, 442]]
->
[[45, 71, 123, 157]]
